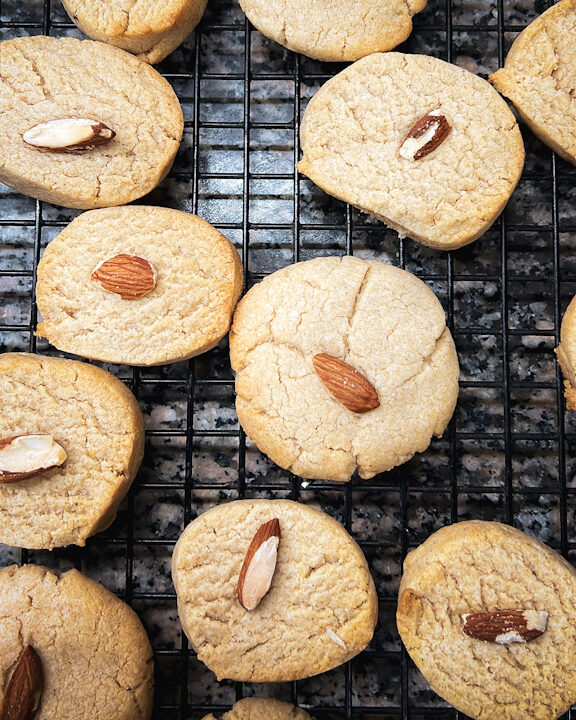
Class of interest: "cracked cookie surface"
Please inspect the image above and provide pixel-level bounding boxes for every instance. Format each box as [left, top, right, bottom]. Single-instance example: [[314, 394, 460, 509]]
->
[[61, 0, 208, 64], [0, 564, 154, 720], [202, 697, 314, 720], [36, 207, 243, 366], [229, 256, 459, 482], [0, 353, 144, 549], [555, 294, 576, 409], [490, 0, 576, 166], [0, 36, 183, 209], [297, 53, 525, 250], [237, 0, 427, 62], [397, 521, 576, 720], [172, 499, 378, 682]]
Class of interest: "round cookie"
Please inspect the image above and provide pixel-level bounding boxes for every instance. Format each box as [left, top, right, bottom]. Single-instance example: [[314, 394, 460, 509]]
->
[[0, 353, 144, 550], [172, 499, 378, 682], [62, 0, 209, 64], [229, 256, 459, 483], [490, 0, 576, 166], [297, 52, 525, 250], [238, 0, 427, 62], [202, 698, 314, 720], [36, 207, 243, 366], [0, 36, 183, 209], [0, 564, 154, 720], [397, 521, 576, 720], [555, 294, 576, 410]]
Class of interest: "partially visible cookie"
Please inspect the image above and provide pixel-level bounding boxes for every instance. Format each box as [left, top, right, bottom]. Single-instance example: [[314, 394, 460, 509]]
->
[[202, 698, 314, 720], [62, 0, 209, 64], [172, 499, 378, 682], [0, 36, 183, 209], [490, 0, 576, 165], [0, 353, 144, 549], [555, 295, 576, 409], [238, 0, 427, 62], [0, 564, 154, 720], [297, 52, 525, 250], [36, 207, 243, 366]]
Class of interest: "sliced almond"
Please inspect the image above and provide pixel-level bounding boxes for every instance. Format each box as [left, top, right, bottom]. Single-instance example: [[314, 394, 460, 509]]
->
[[91, 254, 157, 300], [325, 628, 347, 649], [0, 645, 43, 720], [462, 610, 548, 644], [22, 117, 115, 151], [399, 109, 451, 161], [0, 435, 67, 484], [312, 353, 380, 414], [237, 518, 281, 611]]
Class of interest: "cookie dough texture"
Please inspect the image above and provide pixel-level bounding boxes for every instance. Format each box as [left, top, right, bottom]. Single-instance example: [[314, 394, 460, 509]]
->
[[36, 207, 243, 366], [172, 499, 378, 681], [490, 0, 576, 165], [229, 256, 459, 482], [238, 0, 427, 62], [555, 295, 576, 409], [297, 53, 525, 250], [202, 698, 314, 720], [0, 36, 183, 209], [0, 564, 154, 720], [0, 353, 144, 549], [397, 521, 576, 720], [62, 0, 208, 64]]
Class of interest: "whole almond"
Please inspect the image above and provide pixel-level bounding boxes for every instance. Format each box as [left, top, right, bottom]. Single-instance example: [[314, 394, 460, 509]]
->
[[312, 353, 380, 413], [22, 117, 115, 151], [237, 518, 281, 611], [0, 434, 67, 484], [462, 610, 548, 644], [0, 646, 43, 720], [399, 110, 452, 161], [91, 254, 157, 300]]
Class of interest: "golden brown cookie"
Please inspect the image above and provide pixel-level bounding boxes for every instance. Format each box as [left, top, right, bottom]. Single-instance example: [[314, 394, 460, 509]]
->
[[201, 698, 314, 720], [555, 294, 576, 409]]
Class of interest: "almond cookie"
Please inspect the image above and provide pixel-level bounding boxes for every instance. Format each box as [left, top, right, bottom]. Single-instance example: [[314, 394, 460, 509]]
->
[[36, 207, 243, 366], [229, 256, 459, 482], [490, 0, 576, 166], [172, 499, 378, 681], [202, 698, 314, 720], [237, 0, 427, 62], [0, 36, 183, 209], [0, 563, 154, 720], [0, 353, 144, 549], [62, 0, 209, 64], [297, 52, 525, 250], [397, 521, 576, 720], [555, 294, 576, 409]]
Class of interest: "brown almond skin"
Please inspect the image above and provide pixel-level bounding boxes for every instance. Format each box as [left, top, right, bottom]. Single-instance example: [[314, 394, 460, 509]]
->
[[23, 119, 115, 151], [0, 646, 43, 720], [403, 113, 452, 160], [237, 518, 281, 610], [0, 436, 63, 484], [312, 353, 380, 413], [91, 254, 156, 300], [462, 610, 546, 643]]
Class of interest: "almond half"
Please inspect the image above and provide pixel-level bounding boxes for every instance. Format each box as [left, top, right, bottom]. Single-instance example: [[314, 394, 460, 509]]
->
[[22, 117, 115, 151], [91, 254, 157, 300], [237, 518, 281, 611], [399, 109, 451, 161], [0, 646, 43, 720], [0, 435, 67, 484], [462, 610, 548, 644], [313, 353, 380, 414]]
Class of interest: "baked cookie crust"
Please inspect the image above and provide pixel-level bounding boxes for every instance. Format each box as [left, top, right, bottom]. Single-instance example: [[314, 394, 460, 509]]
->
[[202, 698, 314, 720], [555, 294, 576, 409]]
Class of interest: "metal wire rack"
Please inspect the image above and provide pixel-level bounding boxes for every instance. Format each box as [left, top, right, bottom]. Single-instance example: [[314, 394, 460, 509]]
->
[[1, 0, 575, 718]]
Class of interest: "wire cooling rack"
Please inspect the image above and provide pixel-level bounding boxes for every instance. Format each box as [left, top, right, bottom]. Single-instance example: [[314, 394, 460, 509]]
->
[[1, 0, 576, 718]]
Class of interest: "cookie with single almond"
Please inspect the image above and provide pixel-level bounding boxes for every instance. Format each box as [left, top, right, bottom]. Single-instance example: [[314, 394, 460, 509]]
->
[[297, 52, 525, 250], [397, 521, 576, 719], [229, 256, 459, 482], [36, 206, 243, 366], [172, 499, 378, 682], [201, 698, 314, 720]]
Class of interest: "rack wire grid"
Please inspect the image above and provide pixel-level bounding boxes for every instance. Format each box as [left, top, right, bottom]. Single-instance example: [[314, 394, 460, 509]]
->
[[1, 0, 576, 718]]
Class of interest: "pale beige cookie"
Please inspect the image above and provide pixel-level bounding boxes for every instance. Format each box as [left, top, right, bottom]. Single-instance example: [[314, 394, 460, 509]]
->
[[297, 52, 525, 250], [397, 521, 576, 720], [238, 0, 427, 62], [555, 295, 576, 409], [35, 207, 243, 366], [201, 698, 314, 720], [490, 0, 576, 165], [172, 499, 378, 681], [0, 353, 144, 549], [229, 256, 459, 483], [62, 0, 209, 64], [0, 36, 183, 209], [0, 564, 154, 720]]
